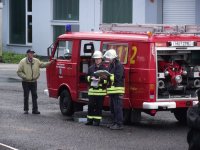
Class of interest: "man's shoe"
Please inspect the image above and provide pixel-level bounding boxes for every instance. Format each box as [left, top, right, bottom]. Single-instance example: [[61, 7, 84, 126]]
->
[[85, 118, 93, 125], [85, 121, 93, 125], [32, 111, 40, 114], [110, 124, 123, 130], [24, 111, 28, 114]]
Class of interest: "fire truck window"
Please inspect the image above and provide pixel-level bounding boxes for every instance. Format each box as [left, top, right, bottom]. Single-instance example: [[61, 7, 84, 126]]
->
[[102, 43, 128, 64], [80, 40, 101, 56], [54, 40, 73, 60]]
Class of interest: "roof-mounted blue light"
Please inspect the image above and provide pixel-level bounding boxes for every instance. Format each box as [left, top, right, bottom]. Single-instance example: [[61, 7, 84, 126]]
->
[[65, 24, 71, 33]]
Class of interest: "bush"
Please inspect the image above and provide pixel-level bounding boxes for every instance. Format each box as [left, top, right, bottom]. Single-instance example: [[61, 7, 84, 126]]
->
[[2, 51, 25, 64]]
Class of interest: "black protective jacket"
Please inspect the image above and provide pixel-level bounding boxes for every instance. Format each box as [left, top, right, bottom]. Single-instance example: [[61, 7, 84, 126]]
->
[[87, 63, 107, 90], [187, 103, 200, 150], [108, 59, 124, 87], [107, 59, 125, 95]]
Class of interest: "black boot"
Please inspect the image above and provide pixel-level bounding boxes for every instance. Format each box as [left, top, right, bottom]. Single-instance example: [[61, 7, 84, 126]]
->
[[32, 110, 40, 114], [93, 119, 100, 126], [85, 119, 93, 125]]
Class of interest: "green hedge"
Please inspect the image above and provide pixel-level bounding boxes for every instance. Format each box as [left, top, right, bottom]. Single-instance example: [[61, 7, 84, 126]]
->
[[2, 51, 25, 64], [2, 51, 48, 64]]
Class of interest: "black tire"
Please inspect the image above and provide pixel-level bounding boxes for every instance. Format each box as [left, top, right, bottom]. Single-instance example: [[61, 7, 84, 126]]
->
[[59, 90, 74, 116], [174, 108, 187, 124], [123, 109, 131, 125]]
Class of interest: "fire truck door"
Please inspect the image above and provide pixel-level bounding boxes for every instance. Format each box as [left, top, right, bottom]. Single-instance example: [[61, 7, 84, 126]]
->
[[48, 40, 77, 97]]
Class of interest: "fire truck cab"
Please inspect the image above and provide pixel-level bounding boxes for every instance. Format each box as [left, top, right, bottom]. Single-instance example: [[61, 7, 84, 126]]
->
[[46, 24, 200, 124]]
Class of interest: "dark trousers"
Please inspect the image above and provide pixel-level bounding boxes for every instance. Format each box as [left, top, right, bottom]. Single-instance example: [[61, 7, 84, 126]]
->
[[187, 129, 200, 150], [88, 95, 104, 121], [22, 81, 38, 111], [110, 94, 123, 125]]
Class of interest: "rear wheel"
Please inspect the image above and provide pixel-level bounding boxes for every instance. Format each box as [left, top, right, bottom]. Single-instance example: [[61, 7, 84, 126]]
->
[[123, 109, 141, 125], [59, 90, 74, 116], [174, 108, 188, 124]]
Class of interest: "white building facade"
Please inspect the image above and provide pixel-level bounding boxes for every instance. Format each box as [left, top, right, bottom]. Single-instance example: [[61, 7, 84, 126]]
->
[[2, 0, 200, 55]]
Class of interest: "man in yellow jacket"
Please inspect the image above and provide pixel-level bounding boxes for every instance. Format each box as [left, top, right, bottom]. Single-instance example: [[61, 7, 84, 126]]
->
[[17, 49, 54, 114]]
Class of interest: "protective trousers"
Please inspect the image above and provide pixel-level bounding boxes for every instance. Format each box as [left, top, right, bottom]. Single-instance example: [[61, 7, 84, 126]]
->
[[110, 94, 123, 125], [87, 95, 104, 122], [22, 81, 38, 111]]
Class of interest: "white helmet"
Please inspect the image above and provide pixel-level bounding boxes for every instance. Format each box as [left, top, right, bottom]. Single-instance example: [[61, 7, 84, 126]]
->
[[103, 49, 118, 60], [92, 51, 103, 59]]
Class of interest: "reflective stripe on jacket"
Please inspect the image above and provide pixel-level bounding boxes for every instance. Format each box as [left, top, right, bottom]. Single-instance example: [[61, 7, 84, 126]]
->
[[107, 86, 125, 94], [87, 115, 102, 120], [87, 63, 107, 96], [88, 88, 107, 96], [107, 59, 125, 94]]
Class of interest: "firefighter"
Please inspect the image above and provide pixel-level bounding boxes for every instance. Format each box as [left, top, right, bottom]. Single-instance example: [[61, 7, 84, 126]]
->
[[85, 51, 107, 126], [187, 89, 200, 150], [103, 49, 125, 130]]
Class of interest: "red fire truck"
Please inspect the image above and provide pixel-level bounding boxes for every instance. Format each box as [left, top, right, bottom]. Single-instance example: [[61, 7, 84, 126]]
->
[[46, 24, 200, 124]]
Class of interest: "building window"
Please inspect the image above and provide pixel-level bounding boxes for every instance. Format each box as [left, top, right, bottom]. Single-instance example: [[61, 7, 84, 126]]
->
[[27, 15, 32, 43], [9, 0, 32, 44], [9, 0, 26, 44], [53, 26, 65, 42], [27, 0, 32, 12], [103, 0, 132, 23], [53, 0, 79, 20], [26, 0, 32, 44]]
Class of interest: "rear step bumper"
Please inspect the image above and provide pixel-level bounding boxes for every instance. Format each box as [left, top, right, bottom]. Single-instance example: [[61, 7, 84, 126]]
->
[[193, 101, 199, 105], [143, 101, 198, 109]]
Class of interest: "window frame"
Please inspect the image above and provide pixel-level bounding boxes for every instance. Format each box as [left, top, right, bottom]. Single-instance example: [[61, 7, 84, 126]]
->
[[26, 0, 32, 45], [102, 0, 132, 23], [80, 40, 101, 57], [53, 0, 79, 21], [9, 0, 32, 45]]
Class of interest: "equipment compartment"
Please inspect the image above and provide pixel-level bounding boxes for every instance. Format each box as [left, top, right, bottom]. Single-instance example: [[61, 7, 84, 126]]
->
[[157, 49, 200, 99]]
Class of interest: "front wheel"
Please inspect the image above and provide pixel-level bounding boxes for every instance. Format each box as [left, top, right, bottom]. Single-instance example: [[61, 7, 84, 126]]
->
[[174, 108, 188, 124], [59, 90, 74, 116]]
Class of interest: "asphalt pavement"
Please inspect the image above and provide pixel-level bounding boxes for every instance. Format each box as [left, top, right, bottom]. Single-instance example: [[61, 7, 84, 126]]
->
[[0, 63, 189, 150]]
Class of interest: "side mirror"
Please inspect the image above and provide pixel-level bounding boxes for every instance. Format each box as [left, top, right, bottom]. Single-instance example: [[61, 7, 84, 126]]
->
[[47, 47, 52, 57], [47, 43, 54, 57]]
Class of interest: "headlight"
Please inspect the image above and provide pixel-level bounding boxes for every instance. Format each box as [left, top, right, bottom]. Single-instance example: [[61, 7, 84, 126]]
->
[[164, 71, 169, 76], [175, 75, 182, 84]]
